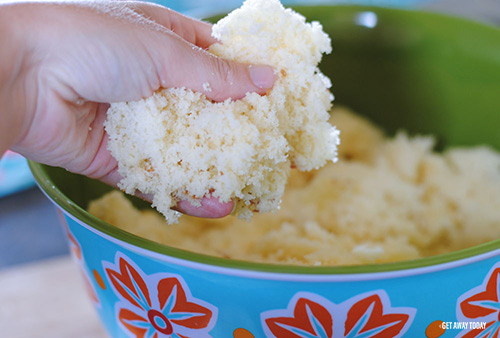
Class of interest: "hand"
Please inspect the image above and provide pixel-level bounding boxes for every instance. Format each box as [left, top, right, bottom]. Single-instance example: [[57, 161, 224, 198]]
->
[[0, 1, 275, 218]]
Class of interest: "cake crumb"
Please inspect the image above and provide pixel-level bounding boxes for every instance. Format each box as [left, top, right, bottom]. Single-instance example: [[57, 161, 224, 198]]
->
[[202, 82, 212, 93]]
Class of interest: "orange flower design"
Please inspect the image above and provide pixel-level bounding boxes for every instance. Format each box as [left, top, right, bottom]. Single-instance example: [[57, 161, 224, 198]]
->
[[264, 297, 334, 337], [262, 291, 415, 338], [345, 294, 411, 337], [457, 264, 500, 337], [104, 254, 217, 338]]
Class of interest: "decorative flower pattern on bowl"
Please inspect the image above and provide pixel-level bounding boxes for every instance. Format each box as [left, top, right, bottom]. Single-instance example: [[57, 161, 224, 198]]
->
[[103, 253, 218, 338], [457, 262, 500, 337], [261, 290, 415, 338]]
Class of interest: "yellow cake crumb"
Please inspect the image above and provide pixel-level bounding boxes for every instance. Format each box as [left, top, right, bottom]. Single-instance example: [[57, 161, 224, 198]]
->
[[105, 0, 339, 223]]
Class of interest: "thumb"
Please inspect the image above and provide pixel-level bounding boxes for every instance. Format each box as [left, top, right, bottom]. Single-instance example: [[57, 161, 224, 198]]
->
[[156, 34, 277, 102]]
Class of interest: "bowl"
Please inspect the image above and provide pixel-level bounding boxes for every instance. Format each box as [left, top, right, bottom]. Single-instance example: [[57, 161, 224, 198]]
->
[[29, 5, 500, 338]]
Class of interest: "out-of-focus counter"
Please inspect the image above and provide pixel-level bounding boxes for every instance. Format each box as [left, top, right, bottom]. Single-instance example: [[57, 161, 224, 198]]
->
[[0, 256, 107, 338]]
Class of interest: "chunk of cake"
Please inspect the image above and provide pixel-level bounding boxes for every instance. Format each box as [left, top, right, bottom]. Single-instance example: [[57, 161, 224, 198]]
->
[[105, 0, 339, 223]]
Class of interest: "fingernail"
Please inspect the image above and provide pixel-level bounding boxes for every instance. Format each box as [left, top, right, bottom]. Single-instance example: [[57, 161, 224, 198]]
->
[[249, 65, 276, 89], [230, 199, 238, 215]]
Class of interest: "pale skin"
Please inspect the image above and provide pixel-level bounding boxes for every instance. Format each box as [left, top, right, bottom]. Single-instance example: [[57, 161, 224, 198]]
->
[[0, 1, 276, 218]]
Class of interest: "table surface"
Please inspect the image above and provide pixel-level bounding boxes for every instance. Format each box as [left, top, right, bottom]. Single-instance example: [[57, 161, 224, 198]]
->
[[0, 256, 108, 338], [0, 1, 498, 337]]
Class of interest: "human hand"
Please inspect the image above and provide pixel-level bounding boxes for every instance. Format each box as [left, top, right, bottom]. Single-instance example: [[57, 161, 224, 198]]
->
[[0, 1, 275, 218]]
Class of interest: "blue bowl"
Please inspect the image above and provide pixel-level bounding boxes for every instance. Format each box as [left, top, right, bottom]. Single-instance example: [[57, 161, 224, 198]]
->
[[30, 6, 500, 338]]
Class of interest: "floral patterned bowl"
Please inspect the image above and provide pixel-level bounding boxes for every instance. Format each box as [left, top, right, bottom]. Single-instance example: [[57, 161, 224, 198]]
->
[[29, 5, 500, 338]]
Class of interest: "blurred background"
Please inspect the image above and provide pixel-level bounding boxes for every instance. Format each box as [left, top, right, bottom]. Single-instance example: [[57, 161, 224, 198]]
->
[[0, 0, 499, 336], [161, 0, 500, 25]]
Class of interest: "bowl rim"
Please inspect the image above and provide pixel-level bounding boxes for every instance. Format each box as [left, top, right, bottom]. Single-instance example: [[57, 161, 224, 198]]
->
[[29, 160, 500, 275], [28, 5, 500, 276]]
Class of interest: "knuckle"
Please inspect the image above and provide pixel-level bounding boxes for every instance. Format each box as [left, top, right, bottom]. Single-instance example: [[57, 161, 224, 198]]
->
[[209, 58, 244, 101]]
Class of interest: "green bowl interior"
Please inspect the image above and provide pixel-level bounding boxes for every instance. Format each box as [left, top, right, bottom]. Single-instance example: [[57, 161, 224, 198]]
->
[[30, 5, 500, 274]]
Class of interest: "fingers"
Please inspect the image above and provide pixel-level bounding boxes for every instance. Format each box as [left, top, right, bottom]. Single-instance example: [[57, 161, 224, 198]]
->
[[199, 57, 277, 102], [98, 171, 234, 219], [65, 1, 276, 104], [124, 2, 277, 101], [125, 1, 217, 49], [176, 196, 234, 218], [151, 33, 276, 101]]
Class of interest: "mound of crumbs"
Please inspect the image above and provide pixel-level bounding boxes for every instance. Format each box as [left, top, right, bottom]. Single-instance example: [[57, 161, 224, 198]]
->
[[105, 0, 339, 224], [90, 107, 500, 266]]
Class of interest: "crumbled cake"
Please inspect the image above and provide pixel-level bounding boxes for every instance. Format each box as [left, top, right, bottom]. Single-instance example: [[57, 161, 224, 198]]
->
[[105, 0, 339, 223]]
